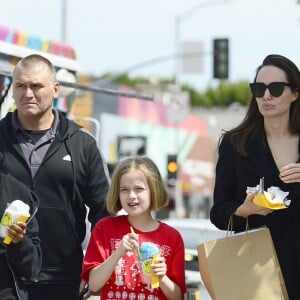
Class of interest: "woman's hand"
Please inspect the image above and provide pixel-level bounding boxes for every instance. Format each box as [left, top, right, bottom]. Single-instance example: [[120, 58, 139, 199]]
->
[[234, 192, 272, 218], [280, 163, 300, 183]]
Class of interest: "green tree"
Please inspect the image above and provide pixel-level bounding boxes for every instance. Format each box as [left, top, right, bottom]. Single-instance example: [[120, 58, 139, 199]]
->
[[182, 80, 251, 107], [100, 73, 252, 107]]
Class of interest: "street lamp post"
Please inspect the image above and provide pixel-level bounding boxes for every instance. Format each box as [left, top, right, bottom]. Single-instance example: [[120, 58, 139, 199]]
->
[[174, 0, 229, 91], [61, 0, 67, 42], [173, 0, 229, 218]]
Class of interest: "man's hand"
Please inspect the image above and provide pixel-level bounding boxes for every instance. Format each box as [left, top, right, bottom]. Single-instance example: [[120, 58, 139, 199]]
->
[[7, 221, 27, 244]]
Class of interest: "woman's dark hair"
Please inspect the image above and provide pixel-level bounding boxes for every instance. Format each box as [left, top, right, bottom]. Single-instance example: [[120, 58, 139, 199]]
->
[[220, 54, 300, 156]]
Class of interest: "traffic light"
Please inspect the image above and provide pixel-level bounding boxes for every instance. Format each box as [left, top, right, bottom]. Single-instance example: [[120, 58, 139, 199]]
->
[[167, 154, 178, 180], [213, 38, 229, 79]]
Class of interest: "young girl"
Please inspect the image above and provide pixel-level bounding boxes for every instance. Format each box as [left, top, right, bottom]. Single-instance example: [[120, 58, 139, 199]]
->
[[81, 156, 186, 299]]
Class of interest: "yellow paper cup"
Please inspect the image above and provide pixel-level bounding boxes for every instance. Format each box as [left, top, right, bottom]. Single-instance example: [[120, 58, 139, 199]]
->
[[3, 214, 30, 245], [151, 253, 161, 288]]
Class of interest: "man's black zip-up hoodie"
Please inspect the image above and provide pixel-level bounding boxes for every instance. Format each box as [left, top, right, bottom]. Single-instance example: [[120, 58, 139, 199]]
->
[[0, 172, 41, 300], [0, 111, 110, 284]]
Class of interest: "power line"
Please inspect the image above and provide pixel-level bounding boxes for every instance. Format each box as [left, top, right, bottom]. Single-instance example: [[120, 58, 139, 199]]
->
[[95, 51, 211, 87], [0, 68, 153, 101]]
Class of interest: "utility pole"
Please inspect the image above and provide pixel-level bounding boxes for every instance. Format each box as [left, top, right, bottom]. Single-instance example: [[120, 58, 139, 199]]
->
[[173, 0, 230, 218], [174, 0, 229, 91], [61, 0, 67, 42]]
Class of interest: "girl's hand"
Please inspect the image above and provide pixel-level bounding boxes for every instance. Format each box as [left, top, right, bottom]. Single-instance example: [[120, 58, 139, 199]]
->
[[280, 163, 300, 183], [151, 256, 167, 277], [79, 281, 100, 300], [120, 232, 139, 254]]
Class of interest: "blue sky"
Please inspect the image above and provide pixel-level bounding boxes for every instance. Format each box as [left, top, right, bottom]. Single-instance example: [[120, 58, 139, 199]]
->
[[1, 0, 300, 90]]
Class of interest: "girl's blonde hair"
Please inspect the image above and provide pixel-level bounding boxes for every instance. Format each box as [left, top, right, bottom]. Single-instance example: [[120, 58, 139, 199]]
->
[[106, 156, 168, 213]]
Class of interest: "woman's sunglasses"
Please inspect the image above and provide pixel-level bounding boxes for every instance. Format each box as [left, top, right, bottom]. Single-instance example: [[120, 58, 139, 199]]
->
[[249, 82, 294, 97]]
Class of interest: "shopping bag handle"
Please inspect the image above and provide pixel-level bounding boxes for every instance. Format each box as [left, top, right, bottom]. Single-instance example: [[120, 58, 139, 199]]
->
[[227, 215, 249, 235]]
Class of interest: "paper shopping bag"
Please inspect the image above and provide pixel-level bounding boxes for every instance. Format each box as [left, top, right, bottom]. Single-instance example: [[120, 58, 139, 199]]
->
[[197, 227, 289, 300]]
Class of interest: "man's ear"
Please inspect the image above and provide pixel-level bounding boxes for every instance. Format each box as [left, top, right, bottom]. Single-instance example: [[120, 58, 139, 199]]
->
[[53, 82, 60, 98]]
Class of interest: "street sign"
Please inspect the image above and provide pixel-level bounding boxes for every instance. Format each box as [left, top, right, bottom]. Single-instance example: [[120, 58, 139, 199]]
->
[[181, 41, 204, 74], [117, 135, 147, 161], [162, 91, 190, 121]]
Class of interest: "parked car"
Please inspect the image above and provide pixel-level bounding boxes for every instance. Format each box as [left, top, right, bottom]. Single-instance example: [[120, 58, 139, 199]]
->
[[162, 218, 227, 300]]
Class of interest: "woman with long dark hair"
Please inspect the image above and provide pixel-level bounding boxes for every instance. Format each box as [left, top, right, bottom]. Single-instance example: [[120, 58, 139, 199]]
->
[[210, 54, 300, 299]]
